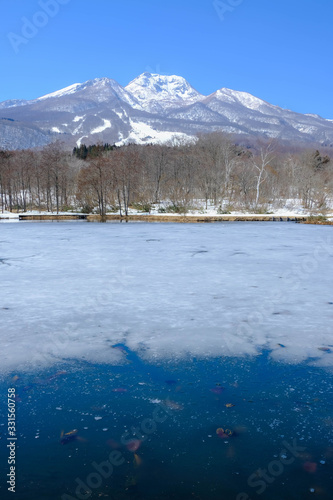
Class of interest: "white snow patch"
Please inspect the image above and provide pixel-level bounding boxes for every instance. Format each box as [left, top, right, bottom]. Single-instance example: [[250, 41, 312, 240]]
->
[[114, 110, 128, 120], [0, 211, 19, 220], [76, 136, 88, 147], [73, 116, 84, 122], [116, 119, 194, 146], [51, 127, 61, 133], [91, 119, 112, 134], [73, 123, 84, 134]]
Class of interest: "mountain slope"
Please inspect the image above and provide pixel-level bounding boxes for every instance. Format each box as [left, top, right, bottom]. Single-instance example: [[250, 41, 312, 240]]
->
[[0, 73, 332, 150]]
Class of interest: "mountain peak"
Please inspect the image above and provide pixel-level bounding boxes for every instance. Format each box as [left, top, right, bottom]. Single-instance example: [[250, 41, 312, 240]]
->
[[38, 83, 83, 101], [34, 77, 142, 110], [211, 87, 271, 111], [37, 77, 123, 101], [125, 73, 204, 110]]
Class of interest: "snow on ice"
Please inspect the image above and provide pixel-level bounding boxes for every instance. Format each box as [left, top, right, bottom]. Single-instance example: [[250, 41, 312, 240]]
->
[[0, 222, 332, 374]]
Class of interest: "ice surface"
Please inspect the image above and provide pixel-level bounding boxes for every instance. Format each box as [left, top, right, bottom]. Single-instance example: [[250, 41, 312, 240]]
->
[[0, 222, 332, 373]]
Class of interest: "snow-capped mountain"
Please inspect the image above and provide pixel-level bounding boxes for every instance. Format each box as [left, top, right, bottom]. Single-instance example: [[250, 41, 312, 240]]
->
[[1, 72, 333, 150], [125, 73, 204, 113], [38, 77, 143, 110]]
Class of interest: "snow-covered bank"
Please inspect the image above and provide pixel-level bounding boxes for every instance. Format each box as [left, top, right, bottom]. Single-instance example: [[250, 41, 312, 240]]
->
[[1, 197, 331, 220], [0, 211, 20, 219], [1, 206, 332, 221], [0, 210, 83, 220]]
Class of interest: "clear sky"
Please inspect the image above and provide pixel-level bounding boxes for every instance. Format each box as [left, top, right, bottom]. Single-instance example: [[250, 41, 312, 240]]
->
[[1, 0, 333, 118]]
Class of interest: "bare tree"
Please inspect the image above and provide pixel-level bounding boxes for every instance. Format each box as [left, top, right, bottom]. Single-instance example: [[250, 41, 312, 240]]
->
[[113, 146, 141, 216], [0, 150, 13, 212], [41, 143, 70, 213], [78, 155, 114, 216], [251, 141, 276, 209]]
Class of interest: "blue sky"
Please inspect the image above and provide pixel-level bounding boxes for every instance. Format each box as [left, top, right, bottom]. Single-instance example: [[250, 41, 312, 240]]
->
[[1, 0, 333, 118]]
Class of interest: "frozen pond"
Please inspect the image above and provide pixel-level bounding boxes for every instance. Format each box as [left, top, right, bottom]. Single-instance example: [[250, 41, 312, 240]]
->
[[0, 221, 332, 499], [0, 221, 332, 371]]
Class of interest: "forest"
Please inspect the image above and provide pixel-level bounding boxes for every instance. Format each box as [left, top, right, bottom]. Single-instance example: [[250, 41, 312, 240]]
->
[[0, 133, 332, 216]]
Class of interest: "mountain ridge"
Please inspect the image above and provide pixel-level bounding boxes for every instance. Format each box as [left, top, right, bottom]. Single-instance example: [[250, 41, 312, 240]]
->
[[1, 72, 333, 150]]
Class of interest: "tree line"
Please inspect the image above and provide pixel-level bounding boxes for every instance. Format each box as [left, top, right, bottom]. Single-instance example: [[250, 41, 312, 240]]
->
[[0, 134, 332, 215]]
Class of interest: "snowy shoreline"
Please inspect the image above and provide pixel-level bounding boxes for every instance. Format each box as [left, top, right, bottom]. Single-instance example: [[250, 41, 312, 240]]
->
[[1, 210, 332, 223]]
